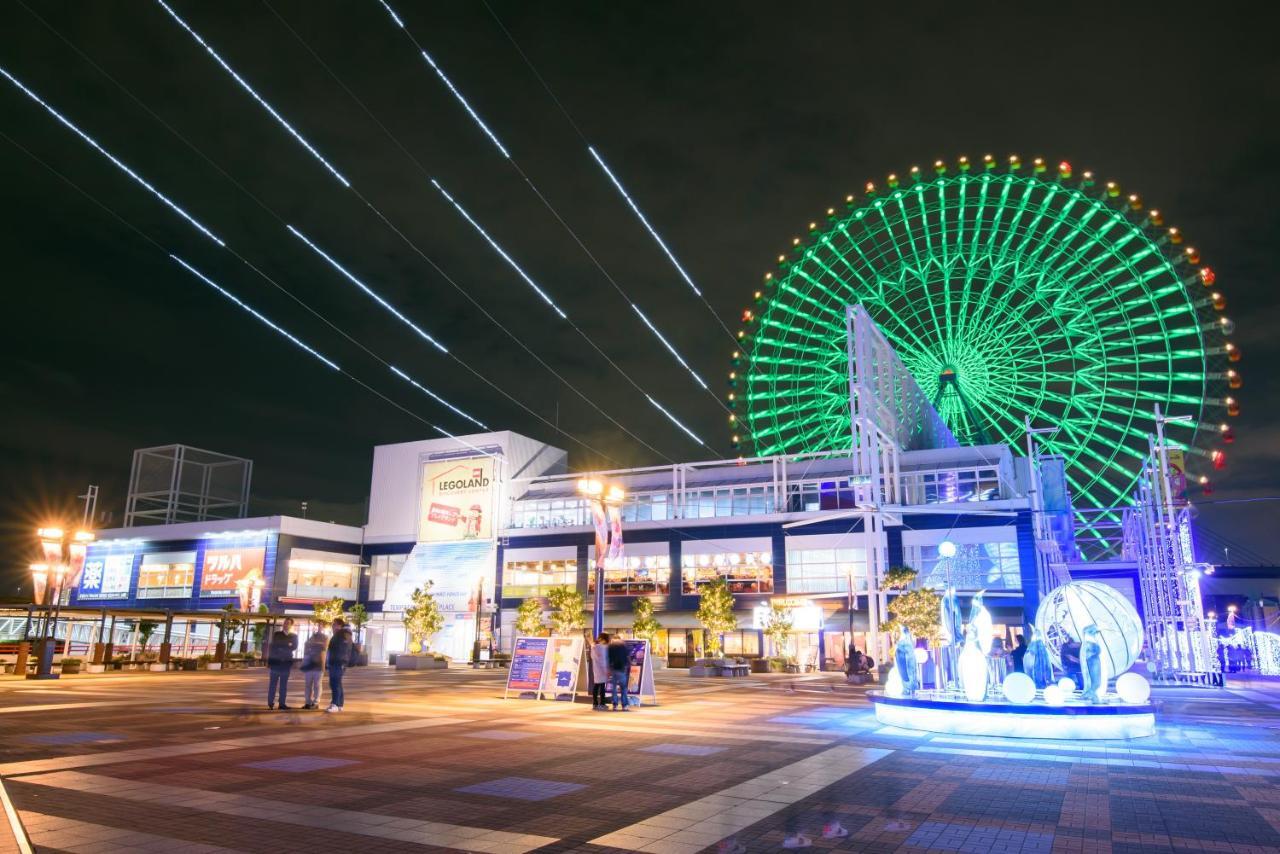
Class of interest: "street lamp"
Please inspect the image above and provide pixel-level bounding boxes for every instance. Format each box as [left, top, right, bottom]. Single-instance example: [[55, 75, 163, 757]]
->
[[579, 478, 625, 639], [31, 526, 94, 678]]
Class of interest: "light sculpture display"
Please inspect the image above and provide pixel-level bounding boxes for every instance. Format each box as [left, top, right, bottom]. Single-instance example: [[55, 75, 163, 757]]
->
[[1035, 581, 1143, 676]]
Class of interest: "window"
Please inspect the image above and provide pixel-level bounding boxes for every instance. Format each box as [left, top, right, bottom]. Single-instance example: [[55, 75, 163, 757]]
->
[[136, 551, 196, 599], [722, 631, 761, 657], [619, 493, 671, 523], [587, 556, 670, 596], [286, 549, 360, 600], [509, 499, 589, 529], [368, 553, 407, 601], [681, 551, 774, 594], [503, 560, 577, 598], [913, 541, 1022, 590], [685, 485, 774, 519], [785, 548, 867, 594]]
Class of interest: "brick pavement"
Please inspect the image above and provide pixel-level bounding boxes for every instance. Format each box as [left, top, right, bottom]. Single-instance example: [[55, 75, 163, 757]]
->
[[0, 667, 1278, 852]]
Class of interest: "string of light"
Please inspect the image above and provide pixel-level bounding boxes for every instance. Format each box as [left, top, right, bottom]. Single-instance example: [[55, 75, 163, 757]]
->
[[152, 0, 682, 459]]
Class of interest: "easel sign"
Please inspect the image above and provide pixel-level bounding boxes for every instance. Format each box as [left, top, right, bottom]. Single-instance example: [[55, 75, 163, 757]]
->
[[504, 636, 549, 700], [624, 638, 658, 706], [541, 636, 584, 702]]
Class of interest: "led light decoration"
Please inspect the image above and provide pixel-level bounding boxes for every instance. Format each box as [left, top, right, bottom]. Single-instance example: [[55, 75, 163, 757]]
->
[[0, 65, 224, 247], [645, 395, 706, 447], [287, 225, 449, 353], [938, 540, 957, 558], [169, 255, 339, 370], [1057, 677, 1077, 695], [871, 699, 1155, 739], [1035, 581, 1144, 675], [1042, 684, 1066, 706], [430, 180, 567, 319], [1115, 672, 1151, 704], [154, 0, 350, 187], [630, 304, 709, 390], [389, 366, 487, 429], [1002, 672, 1036, 705], [736, 158, 1234, 554], [589, 146, 702, 297]]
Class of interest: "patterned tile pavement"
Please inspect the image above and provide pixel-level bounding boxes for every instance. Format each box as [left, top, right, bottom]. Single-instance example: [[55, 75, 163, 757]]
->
[[1, 668, 1279, 852]]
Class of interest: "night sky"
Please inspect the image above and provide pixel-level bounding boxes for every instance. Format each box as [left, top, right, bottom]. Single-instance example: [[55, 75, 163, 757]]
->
[[3, 2, 1278, 591]]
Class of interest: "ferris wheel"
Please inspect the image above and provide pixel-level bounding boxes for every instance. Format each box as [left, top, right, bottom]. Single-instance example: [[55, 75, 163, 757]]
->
[[729, 156, 1239, 549]]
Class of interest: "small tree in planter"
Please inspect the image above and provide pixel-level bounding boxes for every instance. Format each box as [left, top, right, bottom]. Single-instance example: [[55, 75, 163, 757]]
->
[[313, 596, 346, 626], [632, 598, 663, 657], [403, 584, 444, 654], [762, 603, 794, 668], [514, 598, 546, 637], [220, 605, 246, 656], [348, 603, 370, 665], [546, 586, 586, 636], [695, 578, 737, 659], [138, 620, 159, 652]]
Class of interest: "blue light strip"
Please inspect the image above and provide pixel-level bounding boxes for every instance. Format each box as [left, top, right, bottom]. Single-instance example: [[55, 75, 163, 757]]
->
[[589, 146, 701, 297], [154, 0, 350, 188], [430, 179, 568, 319], [169, 255, 340, 370], [646, 395, 706, 447], [389, 365, 487, 430], [0, 65, 225, 247], [287, 225, 449, 353], [630, 304, 709, 390], [417, 49, 510, 159]]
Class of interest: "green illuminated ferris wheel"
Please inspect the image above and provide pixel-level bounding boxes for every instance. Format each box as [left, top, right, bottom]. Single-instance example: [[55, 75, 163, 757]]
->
[[730, 155, 1240, 530]]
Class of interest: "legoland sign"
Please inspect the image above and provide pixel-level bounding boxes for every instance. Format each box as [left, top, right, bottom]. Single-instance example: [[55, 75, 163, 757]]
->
[[418, 457, 497, 543]]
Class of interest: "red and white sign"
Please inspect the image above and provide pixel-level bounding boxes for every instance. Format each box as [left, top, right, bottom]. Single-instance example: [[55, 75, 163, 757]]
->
[[199, 546, 266, 597], [418, 457, 496, 543]]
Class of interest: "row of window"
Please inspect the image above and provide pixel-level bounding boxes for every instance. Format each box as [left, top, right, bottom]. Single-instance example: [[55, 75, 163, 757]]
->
[[89, 549, 361, 601]]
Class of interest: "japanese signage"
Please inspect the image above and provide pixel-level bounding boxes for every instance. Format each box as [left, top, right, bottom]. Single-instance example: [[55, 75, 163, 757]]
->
[[78, 553, 134, 600], [623, 638, 658, 706], [199, 546, 266, 597], [545, 636, 585, 700], [505, 636, 550, 698], [418, 457, 497, 543], [1166, 448, 1188, 505]]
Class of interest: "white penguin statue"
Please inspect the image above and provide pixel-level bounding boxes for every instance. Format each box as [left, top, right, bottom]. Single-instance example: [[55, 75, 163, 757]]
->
[[969, 590, 993, 656], [959, 622, 988, 702], [894, 627, 919, 697]]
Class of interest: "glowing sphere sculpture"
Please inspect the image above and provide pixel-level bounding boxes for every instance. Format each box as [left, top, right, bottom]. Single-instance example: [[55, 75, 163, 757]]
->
[[1043, 684, 1066, 706], [1057, 677, 1077, 695], [1035, 581, 1143, 676], [1115, 672, 1152, 704], [731, 157, 1235, 554], [1002, 672, 1036, 705]]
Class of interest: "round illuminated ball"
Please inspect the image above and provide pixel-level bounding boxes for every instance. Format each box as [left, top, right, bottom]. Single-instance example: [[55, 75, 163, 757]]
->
[[938, 540, 957, 558], [1034, 581, 1144, 675], [1002, 672, 1036, 705], [884, 665, 904, 699], [1042, 684, 1066, 706], [1057, 677, 1076, 695], [1115, 672, 1151, 704], [914, 648, 929, 664]]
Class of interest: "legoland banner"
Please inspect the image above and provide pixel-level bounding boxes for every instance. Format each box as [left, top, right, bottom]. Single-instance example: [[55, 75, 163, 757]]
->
[[418, 457, 496, 543]]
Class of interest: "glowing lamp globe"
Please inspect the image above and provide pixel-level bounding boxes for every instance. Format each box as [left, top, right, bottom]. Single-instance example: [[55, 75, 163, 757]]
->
[[1115, 672, 1151, 705], [1043, 684, 1066, 706], [1057, 677, 1077, 695], [1035, 581, 1143, 675], [914, 648, 929, 664], [938, 540, 957, 558], [1002, 672, 1036, 705]]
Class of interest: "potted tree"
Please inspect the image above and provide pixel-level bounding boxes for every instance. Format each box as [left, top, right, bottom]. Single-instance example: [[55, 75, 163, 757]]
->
[[632, 599, 665, 669], [692, 578, 736, 676], [349, 603, 370, 666], [60, 657, 83, 675], [514, 598, 546, 637], [398, 584, 447, 669], [546, 586, 586, 637], [762, 602, 795, 673]]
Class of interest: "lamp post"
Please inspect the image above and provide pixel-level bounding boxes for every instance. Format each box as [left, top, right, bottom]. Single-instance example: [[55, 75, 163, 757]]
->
[[579, 478, 625, 639], [31, 526, 93, 679]]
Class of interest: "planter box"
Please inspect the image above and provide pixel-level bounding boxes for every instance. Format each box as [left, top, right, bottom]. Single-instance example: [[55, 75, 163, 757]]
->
[[60, 663, 82, 674], [205, 662, 222, 671], [149, 664, 167, 672], [85, 664, 106, 674], [689, 665, 720, 677], [396, 655, 448, 670]]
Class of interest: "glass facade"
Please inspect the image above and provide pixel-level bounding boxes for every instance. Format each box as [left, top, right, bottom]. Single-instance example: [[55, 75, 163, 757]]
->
[[368, 553, 407, 601], [785, 548, 867, 594], [911, 541, 1022, 590], [587, 555, 671, 595], [286, 550, 360, 600], [502, 559, 577, 598], [681, 551, 774, 594], [136, 551, 196, 599]]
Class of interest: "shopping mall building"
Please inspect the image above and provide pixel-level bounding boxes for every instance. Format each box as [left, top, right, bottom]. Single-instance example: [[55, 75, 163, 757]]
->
[[74, 428, 1074, 669]]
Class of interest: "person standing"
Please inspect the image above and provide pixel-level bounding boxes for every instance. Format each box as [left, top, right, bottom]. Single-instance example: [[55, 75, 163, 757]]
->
[[266, 628, 295, 710], [590, 633, 610, 710], [1010, 633, 1028, 674], [606, 634, 630, 711], [300, 626, 327, 710], [326, 617, 354, 713]]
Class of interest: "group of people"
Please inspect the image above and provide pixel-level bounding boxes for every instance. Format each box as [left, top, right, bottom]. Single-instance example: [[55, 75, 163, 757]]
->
[[266, 616, 357, 713], [589, 632, 635, 711]]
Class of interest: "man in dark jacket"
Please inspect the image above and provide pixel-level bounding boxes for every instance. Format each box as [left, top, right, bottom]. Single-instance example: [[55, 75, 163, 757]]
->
[[266, 626, 296, 710], [1010, 634, 1028, 674], [326, 617, 354, 713], [606, 636, 631, 711]]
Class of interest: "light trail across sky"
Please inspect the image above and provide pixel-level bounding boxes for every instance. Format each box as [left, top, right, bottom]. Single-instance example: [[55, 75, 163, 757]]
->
[[645, 395, 706, 447], [631, 303, 710, 391], [390, 366, 487, 430], [0, 64, 224, 247]]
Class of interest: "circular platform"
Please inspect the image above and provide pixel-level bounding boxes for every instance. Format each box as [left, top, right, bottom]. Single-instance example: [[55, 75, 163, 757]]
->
[[870, 692, 1156, 739]]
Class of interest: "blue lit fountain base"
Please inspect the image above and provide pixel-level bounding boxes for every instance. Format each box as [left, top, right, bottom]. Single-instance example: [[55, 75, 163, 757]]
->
[[869, 691, 1156, 740]]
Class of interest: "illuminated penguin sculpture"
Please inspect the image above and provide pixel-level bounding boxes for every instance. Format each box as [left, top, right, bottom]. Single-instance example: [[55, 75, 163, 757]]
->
[[1080, 624, 1105, 703], [969, 590, 993, 656], [959, 622, 989, 702], [1025, 624, 1055, 690], [939, 585, 963, 690], [894, 627, 919, 697]]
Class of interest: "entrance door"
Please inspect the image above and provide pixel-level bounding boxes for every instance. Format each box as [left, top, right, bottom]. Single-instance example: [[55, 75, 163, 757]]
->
[[667, 630, 703, 668]]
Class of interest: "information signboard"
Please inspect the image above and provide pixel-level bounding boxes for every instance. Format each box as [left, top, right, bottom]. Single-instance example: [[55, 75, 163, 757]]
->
[[78, 553, 134, 600], [624, 638, 658, 706], [199, 546, 266, 597], [505, 636, 550, 699], [543, 636, 584, 702]]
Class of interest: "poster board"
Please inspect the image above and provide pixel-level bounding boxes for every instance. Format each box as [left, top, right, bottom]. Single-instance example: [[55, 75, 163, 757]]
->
[[624, 638, 658, 706], [542, 636, 585, 702], [504, 637, 549, 700]]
